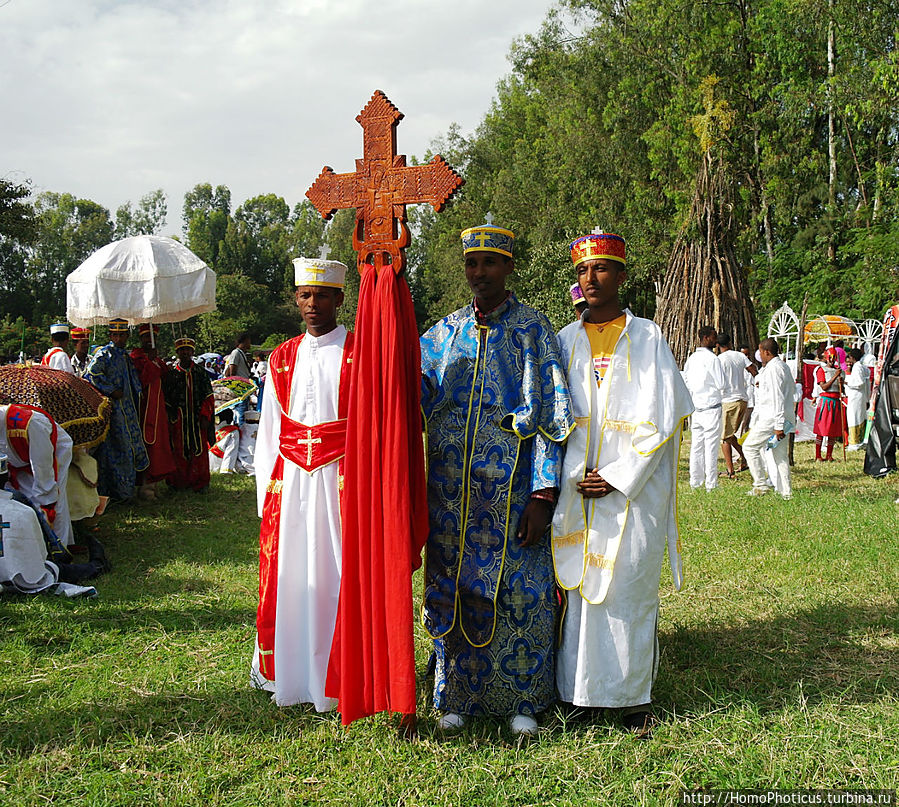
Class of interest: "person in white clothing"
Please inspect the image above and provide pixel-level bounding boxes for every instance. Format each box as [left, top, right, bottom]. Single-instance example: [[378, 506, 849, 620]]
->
[[716, 333, 757, 478], [743, 338, 796, 498], [0, 455, 59, 594], [845, 348, 870, 450], [41, 323, 74, 374], [683, 326, 726, 490], [553, 231, 693, 737], [251, 256, 352, 710], [0, 404, 74, 547]]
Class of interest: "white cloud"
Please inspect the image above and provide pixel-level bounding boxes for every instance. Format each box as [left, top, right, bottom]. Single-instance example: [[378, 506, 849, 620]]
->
[[0, 0, 557, 229]]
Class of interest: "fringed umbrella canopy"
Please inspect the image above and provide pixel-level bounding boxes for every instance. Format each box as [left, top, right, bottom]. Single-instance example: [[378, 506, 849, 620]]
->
[[0, 365, 111, 449], [66, 235, 216, 327]]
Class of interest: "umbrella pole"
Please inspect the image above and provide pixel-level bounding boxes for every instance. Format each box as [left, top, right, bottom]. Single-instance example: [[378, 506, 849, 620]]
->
[[20, 323, 25, 363]]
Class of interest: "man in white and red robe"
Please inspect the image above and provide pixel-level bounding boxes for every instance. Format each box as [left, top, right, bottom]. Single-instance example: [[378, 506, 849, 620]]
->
[[41, 323, 74, 374], [0, 404, 74, 547], [251, 256, 353, 710]]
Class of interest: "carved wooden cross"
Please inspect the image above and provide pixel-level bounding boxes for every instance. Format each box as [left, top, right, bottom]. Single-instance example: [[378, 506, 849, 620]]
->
[[306, 90, 464, 275]]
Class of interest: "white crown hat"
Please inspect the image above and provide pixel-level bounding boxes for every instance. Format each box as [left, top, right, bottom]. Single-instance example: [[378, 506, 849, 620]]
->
[[49, 322, 70, 336], [293, 258, 347, 289]]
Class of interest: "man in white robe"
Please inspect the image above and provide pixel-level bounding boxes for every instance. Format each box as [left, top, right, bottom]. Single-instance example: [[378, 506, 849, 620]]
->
[[41, 323, 74, 374], [683, 326, 726, 490], [845, 348, 870, 450], [251, 257, 352, 710], [0, 404, 74, 547], [0, 454, 59, 594], [552, 232, 693, 736], [743, 338, 796, 498]]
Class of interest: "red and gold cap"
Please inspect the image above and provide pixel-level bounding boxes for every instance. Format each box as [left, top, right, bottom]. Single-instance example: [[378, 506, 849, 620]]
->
[[138, 323, 160, 335], [174, 337, 196, 351], [569, 231, 626, 268], [70, 327, 90, 340]]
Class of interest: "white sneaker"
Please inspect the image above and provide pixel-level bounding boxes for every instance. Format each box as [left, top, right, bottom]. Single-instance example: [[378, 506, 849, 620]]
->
[[746, 486, 771, 497], [437, 712, 465, 731], [509, 714, 539, 736]]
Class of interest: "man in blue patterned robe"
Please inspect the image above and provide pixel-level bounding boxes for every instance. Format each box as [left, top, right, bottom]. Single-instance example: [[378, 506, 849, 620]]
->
[[84, 320, 149, 501], [420, 223, 574, 736]]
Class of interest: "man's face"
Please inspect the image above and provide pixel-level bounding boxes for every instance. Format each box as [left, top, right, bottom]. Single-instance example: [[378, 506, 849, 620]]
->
[[464, 251, 513, 308], [176, 346, 194, 364], [577, 258, 625, 311], [74, 339, 89, 356], [295, 286, 342, 334], [110, 331, 129, 348], [139, 332, 154, 349]]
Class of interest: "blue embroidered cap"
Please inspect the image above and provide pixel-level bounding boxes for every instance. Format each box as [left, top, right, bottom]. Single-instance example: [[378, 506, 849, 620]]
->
[[461, 224, 514, 258]]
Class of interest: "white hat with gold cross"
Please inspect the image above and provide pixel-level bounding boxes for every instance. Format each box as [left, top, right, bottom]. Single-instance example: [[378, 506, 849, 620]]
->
[[293, 257, 348, 289]]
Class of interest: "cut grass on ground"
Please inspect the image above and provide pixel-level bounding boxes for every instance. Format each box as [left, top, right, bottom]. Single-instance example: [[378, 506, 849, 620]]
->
[[1, 442, 897, 806]]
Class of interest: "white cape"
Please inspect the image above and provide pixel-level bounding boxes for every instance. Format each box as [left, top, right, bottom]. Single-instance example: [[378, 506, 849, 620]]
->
[[552, 312, 693, 707]]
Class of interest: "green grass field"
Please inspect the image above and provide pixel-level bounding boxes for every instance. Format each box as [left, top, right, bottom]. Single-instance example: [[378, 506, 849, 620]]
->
[[1, 443, 896, 806]]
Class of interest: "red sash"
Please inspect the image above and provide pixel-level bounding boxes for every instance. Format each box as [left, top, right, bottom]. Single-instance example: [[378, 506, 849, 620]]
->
[[255, 331, 354, 682], [40, 347, 63, 367]]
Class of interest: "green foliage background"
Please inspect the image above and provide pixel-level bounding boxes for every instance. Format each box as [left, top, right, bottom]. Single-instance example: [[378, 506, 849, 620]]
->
[[2, 0, 897, 352]]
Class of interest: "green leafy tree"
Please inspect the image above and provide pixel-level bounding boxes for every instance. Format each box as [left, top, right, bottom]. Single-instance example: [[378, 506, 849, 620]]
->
[[114, 189, 168, 238], [28, 192, 113, 322]]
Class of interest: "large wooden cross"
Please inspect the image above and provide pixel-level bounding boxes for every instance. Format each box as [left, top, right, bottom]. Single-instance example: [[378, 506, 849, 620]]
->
[[306, 90, 464, 275]]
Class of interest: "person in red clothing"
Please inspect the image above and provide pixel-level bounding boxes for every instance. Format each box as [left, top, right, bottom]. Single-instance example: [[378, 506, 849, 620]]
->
[[813, 347, 844, 461], [163, 337, 214, 492], [130, 324, 175, 499]]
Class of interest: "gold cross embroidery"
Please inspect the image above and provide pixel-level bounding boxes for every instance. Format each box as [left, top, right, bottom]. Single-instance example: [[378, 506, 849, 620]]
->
[[258, 644, 273, 675], [297, 429, 322, 465]]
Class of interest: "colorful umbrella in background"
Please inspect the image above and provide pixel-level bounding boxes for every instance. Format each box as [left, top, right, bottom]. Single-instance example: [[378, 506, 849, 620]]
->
[[803, 315, 857, 344], [0, 365, 111, 449], [212, 376, 257, 416]]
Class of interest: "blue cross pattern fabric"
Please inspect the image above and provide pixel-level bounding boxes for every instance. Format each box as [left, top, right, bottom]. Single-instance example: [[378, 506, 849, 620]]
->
[[420, 293, 574, 716]]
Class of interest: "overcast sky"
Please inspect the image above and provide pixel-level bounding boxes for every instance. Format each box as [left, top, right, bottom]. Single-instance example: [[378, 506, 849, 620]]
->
[[1, 0, 563, 230]]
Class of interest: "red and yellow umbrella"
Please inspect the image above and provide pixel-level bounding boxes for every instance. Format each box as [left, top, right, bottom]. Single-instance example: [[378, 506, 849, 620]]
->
[[803, 315, 856, 344]]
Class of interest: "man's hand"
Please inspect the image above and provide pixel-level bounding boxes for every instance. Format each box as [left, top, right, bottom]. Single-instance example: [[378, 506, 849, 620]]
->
[[774, 429, 785, 441], [577, 468, 616, 499], [517, 499, 553, 547]]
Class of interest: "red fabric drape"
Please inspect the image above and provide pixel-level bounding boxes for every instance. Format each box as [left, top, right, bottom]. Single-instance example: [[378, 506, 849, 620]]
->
[[326, 263, 428, 724]]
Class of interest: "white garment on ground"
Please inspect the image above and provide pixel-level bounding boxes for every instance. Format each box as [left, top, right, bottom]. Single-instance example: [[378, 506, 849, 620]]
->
[[237, 422, 255, 474], [0, 406, 74, 546], [744, 355, 796, 496], [210, 428, 240, 473], [42, 348, 74, 374], [683, 347, 726, 490], [717, 349, 751, 403], [251, 326, 346, 710], [553, 312, 694, 708], [845, 362, 870, 436], [0, 490, 59, 593], [689, 407, 723, 490]]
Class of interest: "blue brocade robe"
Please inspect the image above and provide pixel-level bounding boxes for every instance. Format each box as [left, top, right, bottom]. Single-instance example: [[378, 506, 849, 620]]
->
[[84, 343, 149, 500], [420, 294, 575, 716]]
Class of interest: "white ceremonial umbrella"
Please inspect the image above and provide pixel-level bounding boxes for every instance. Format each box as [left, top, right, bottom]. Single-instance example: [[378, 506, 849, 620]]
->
[[66, 235, 216, 328]]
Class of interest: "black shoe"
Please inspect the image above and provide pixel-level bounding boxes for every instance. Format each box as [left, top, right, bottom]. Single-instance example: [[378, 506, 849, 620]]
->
[[621, 710, 654, 739], [86, 536, 112, 574]]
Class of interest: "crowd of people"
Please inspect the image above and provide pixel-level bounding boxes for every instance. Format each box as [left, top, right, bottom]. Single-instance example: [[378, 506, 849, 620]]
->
[[681, 325, 880, 499], [0, 322, 263, 596], [3, 222, 893, 741]]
